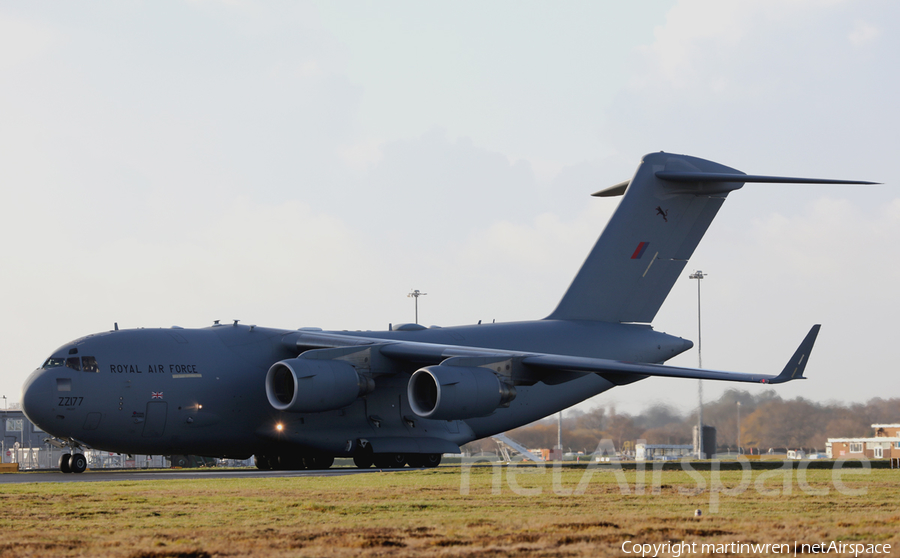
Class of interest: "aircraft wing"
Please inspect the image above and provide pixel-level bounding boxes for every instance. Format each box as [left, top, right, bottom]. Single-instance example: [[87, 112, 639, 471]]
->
[[292, 331, 514, 361], [523, 325, 820, 385], [288, 325, 820, 385]]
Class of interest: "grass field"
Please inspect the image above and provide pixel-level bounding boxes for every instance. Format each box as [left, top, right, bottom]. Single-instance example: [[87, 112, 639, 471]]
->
[[1, 463, 898, 557]]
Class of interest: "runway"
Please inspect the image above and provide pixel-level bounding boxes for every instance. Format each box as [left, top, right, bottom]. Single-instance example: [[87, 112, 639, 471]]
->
[[0, 466, 390, 484]]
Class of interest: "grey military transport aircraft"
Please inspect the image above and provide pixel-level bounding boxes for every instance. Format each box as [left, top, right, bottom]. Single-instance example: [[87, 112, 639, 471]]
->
[[22, 152, 874, 473]]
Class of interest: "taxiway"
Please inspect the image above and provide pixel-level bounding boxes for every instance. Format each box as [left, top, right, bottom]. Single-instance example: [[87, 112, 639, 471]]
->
[[0, 467, 389, 484]]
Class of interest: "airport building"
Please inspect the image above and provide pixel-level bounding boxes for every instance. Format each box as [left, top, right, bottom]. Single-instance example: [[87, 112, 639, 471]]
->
[[825, 424, 900, 460], [635, 443, 693, 461], [2, 408, 49, 462], [692, 425, 717, 459]]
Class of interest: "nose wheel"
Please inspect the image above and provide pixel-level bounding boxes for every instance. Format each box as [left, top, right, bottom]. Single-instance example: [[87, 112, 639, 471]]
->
[[47, 437, 89, 473], [58, 452, 88, 473], [69, 453, 88, 473]]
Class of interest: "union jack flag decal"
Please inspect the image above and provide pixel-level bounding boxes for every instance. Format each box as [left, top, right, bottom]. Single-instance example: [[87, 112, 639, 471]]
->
[[151, 391, 163, 399]]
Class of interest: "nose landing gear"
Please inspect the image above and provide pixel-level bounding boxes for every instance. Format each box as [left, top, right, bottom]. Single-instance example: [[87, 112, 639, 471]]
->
[[58, 452, 87, 473], [48, 437, 89, 473]]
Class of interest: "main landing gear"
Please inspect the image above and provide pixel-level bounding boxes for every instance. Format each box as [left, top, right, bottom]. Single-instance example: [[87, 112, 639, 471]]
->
[[254, 454, 335, 471], [353, 452, 442, 469], [253, 450, 442, 471], [349, 439, 441, 469]]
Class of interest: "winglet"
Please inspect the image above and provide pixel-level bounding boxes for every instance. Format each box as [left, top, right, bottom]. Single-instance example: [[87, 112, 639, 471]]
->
[[766, 325, 821, 384]]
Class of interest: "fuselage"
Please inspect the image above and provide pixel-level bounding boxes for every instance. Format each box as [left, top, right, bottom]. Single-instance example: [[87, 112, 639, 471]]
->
[[21, 319, 692, 459]]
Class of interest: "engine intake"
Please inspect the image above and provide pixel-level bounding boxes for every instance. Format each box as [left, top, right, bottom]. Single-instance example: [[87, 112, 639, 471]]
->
[[408, 365, 516, 420], [266, 358, 373, 413]]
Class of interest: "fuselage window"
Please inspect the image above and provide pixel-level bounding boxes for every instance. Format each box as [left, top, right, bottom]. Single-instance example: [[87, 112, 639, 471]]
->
[[43, 357, 66, 368], [66, 357, 81, 371], [81, 356, 99, 373]]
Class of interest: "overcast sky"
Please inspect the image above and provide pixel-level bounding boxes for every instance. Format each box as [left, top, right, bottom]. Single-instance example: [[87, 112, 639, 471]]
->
[[1, 0, 897, 417]]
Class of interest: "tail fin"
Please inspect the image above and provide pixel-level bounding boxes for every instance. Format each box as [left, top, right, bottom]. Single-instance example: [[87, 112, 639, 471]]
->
[[547, 152, 874, 323]]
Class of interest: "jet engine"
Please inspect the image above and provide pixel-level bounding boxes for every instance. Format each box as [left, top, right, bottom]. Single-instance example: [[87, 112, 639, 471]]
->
[[266, 358, 373, 413], [407, 365, 516, 420]]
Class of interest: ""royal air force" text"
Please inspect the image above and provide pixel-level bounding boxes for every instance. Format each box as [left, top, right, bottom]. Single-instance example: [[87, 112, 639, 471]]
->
[[109, 364, 198, 374]]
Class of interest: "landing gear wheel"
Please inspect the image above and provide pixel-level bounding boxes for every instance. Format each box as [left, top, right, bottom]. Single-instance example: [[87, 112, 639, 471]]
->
[[69, 453, 87, 474], [254, 455, 272, 470], [59, 454, 72, 473], [306, 455, 334, 470], [407, 454, 440, 468], [353, 443, 374, 468], [373, 453, 407, 469], [276, 454, 305, 470]]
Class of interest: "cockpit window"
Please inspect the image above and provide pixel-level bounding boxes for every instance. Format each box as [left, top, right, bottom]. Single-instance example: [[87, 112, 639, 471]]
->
[[43, 355, 99, 371]]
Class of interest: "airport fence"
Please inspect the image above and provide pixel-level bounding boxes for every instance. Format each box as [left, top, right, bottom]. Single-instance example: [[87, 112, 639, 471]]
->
[[6, 447, 169, 470]]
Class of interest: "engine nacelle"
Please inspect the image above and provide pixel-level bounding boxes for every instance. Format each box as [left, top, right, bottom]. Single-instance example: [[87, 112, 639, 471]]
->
[[407, 365, 516, 420], [266, 358, 372, 413]]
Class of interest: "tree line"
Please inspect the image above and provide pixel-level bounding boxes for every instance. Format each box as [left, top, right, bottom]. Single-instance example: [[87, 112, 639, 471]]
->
[[462, 389, 899, 454]]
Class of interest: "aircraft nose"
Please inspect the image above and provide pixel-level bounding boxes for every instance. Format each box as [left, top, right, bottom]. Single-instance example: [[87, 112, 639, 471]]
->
[[21, 368, 56, 432]]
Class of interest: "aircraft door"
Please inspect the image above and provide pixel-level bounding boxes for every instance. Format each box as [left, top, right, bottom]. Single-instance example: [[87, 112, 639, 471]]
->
[[142, 401, 168, 438]]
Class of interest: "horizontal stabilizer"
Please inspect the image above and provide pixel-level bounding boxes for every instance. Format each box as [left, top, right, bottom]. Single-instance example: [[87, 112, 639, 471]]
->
[[656, 171, 878, 185], [593, 172, 878, 198], [592, 180, 630, 197]]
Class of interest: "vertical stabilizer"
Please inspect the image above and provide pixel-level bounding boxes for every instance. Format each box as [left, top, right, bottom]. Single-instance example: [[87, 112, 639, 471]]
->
[[547, 153, 744, 323]]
